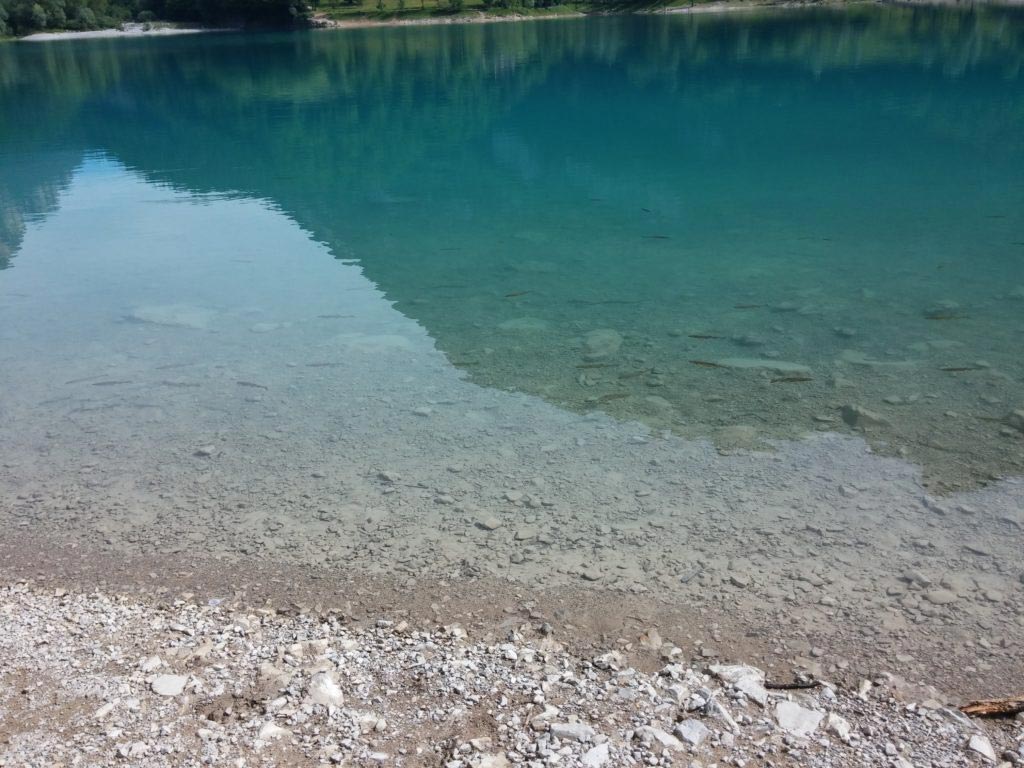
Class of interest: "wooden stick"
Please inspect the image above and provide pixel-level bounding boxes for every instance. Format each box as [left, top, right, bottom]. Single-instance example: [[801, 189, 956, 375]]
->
[[960, 698, 1024, 717]]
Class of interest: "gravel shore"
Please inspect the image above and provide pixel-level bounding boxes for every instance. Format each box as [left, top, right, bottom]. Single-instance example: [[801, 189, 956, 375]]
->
[[1, 582, 1020, 767]]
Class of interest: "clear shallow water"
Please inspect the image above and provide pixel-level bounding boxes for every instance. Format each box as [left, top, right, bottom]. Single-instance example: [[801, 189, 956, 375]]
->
[[1, 8, 1024, 687], [2, 8, 1024, 490]]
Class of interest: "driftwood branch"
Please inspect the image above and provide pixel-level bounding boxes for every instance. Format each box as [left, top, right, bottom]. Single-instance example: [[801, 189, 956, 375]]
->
[[960, 697, 1024, 718]]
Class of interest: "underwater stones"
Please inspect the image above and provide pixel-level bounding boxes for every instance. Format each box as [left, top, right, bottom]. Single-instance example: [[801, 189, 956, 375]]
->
[[838, 349, 916, 369], [730, 334, 766, 347], [715, 425, 762, 451], [331, 332, 412, 351], [498, 317, 549, 332], [840, 404, 889, 429], [924, 589, 958, 606], [127, 304, 216, 330], [923, 300, 964, 320], [582, 329, 622, 360], [1002, 409, 1024, 433], [250, 322, 281, 333], [908, 339, 963, 353], [714, 357, 810, 374]]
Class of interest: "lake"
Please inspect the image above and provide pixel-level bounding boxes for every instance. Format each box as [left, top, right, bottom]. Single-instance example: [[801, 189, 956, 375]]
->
[[1, 6, 1023, 693]]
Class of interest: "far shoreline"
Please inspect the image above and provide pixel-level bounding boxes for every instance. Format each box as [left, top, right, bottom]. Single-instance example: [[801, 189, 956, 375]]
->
[[12, 0, 1014, 42], [17, 22, 237, 42]]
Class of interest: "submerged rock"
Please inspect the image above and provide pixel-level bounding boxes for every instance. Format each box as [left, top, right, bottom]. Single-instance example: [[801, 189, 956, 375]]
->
[[582, 329, 622, 360], [715, 357, 810, 374], [1002, 409, 1024, 433], [498, 317, 549, 332], [841, 404, 889, 429], [127, 304, 216, 330]]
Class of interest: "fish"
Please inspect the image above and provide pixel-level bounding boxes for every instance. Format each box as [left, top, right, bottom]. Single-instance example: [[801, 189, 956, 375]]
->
[[237, 381, 268, 389], [771, 376, 813, 383], [689, 360, 724, 368], [641, 207, 652, 213], [91, 380, 133, 386], [940, 366, 981, 372], [576, 363, 614, 369], [598, 392, 630, 402], [925, 311, 970, 320], [504, 291, 531, 298], [643, 235, 671, 240], [733, 304, 763, 309], [688, 334, 724, 340]]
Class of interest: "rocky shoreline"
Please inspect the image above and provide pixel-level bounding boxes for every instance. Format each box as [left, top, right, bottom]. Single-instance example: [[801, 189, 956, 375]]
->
[[1, 582, 1021, 767]]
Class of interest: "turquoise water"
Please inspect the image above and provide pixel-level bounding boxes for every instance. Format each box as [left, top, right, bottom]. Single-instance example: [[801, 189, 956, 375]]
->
[[1, 7, 1024, 493]]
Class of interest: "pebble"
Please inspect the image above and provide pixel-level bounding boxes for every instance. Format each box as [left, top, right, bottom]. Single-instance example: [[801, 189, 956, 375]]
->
[[150, 674, 188, 697], [582, 329, 623, 360], [581, 742, 610, 767], [840, 404, 889, 428], [774, 701, 824, 738], [925, 589, 958, 606], [307, 671, 344, 708], [969, 733, 997, 762], [674, 719, 711, 746], [550, 722, 596, 743]]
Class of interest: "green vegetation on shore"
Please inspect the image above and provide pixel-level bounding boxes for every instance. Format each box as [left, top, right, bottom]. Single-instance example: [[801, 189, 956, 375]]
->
[[0, 0, 728, 37], [0, 0, 307, 36], [309, 0, 716, 24]]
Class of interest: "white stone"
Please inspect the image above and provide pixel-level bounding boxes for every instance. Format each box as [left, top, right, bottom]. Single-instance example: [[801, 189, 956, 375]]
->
[[471, 755, 511, 768], [709, 664, 769, 706], [968, 734, 996, 762], [550, 722, 595, 743], [150, 674, 188, 697], [826, 712, 851, 741], [258, 722, 291, 740], [307, 671, 344, 708], [634, 725, 684, 750], [774, 700, 824, 738], [581, 743, 610, 767], [674, 719, 711, 747]]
